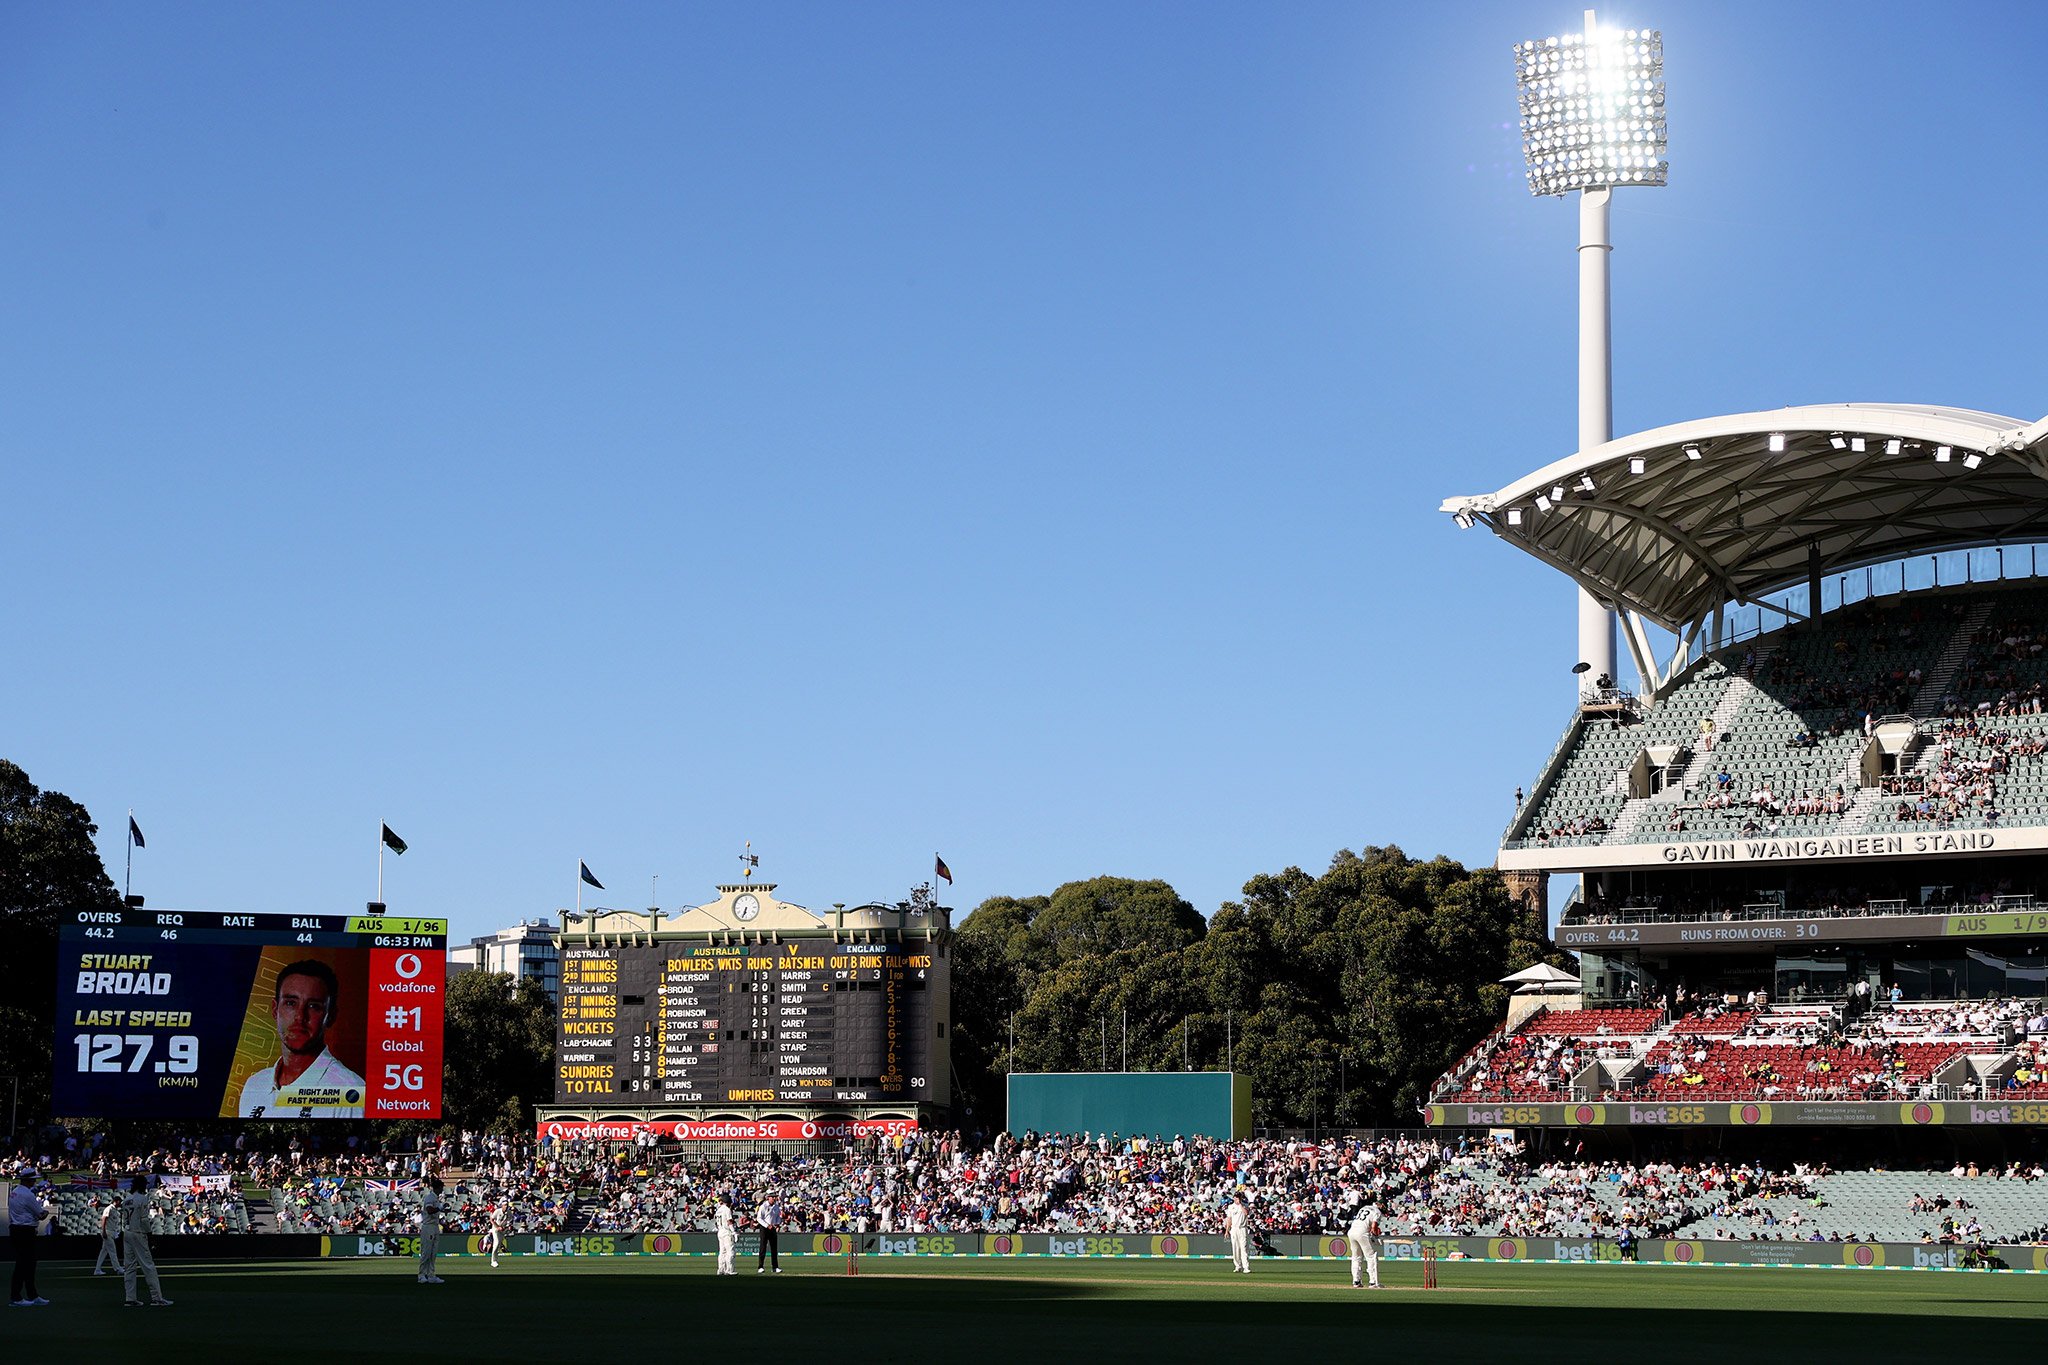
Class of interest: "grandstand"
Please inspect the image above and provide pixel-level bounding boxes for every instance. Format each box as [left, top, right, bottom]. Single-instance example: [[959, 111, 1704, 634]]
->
[[1436, 403, 2048, 1137]]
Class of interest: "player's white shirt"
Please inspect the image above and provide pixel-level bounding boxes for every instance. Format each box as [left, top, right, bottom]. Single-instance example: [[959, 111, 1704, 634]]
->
[[418, 1189, 442, 1229], [121, 1188, 156, 1237], [238, 1047, 368, 1118], [1347, 1210, 1379, 1241], [1225, 1202, 1248, 1234], [489, 1206, 508, 1231], [714, 1203, 734, 1234]]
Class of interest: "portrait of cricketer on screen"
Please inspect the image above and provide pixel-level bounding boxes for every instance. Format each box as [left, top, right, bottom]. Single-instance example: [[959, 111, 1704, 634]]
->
[[234, 954, 368, 1119]]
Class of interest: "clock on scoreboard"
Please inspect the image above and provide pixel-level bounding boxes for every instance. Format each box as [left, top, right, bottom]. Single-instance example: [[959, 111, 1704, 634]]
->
[[53, 906, 447, 1120]]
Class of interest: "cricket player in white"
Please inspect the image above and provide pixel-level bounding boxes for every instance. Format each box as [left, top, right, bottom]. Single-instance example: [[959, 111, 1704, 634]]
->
[[714, 1197, 737, 1275], [417, 1177, 445, 1283], [94, 1198, 121, 1276], [120, 1182, 172, 1307], [1225, 1193, 1251, 1273], [1346, 1204, 1381, 1289], [483, 1203, 507, 1268]]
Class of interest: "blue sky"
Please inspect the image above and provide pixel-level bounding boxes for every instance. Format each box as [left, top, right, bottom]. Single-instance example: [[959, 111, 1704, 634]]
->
[[5, 2, 2044, 942]]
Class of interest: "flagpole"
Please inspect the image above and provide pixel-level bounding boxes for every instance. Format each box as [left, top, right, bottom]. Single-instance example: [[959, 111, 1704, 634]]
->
[[576, 859, 583, 919], [377, 820, 385, 906], [125, 809, 134, 903]]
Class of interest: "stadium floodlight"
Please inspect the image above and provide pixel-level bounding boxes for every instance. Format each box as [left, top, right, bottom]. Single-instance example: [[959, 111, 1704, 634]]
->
[[1885, 438, 1903, 455], [1536, 494, 1553, 512], [1768, 432, 1787, 452], [1552, 483, 1567, 500], [1514, 25, 1668, 198], [1935, 445, 1953, 462], [1507, 506, 1524, 525], [1628, 456, 1646, 474], [1851, 436, 1867, 452], [1578, 473, 1597, 492], [1963, 451, 1984, 469], [1684, 443, 1702, 460], [1516, 12, 1667, 700], [1830, 434, 1848, 450]]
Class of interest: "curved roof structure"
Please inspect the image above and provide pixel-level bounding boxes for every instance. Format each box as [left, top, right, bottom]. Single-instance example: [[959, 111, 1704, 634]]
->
[[1441, 403, 2048, 635]]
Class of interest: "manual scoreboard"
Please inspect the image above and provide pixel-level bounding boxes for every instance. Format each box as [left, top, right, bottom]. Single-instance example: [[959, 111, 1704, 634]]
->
[[53, 906, 446, 1120], [555, 940, 938, 1105]]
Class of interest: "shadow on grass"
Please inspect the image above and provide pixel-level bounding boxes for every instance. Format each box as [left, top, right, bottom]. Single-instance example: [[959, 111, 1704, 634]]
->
[[7, 1263, 2043, 1364]]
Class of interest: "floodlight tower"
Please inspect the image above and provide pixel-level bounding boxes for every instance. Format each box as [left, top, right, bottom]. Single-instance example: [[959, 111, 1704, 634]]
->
[[1514, 12, 1667, 699]]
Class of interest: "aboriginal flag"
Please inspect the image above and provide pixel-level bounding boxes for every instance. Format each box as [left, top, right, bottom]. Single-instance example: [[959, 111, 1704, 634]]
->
[[934, 854, 952, 885]]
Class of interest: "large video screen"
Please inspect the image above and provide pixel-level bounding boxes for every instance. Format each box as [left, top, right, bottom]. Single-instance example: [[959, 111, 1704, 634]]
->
[[556, 941, 939, 1105], [54, 907, 445, 1120]]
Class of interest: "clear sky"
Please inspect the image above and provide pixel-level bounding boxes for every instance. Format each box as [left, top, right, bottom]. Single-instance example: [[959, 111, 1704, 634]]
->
[[5, 2, 2044, 943]]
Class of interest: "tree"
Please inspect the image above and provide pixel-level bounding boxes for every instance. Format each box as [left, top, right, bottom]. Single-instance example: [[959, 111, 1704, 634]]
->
[[1027, 876, 1205, 968], [0, 759, 121, 1127], [440, 970, 556, 1134], [948, 895, 1046, 1128]]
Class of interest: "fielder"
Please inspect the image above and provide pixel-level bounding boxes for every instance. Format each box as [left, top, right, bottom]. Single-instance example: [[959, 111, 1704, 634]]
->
[[714, 1196, 737, 1275], [94, 1197, 121, 1276], [1346, 1203, 1381, 1289], [1225, 1192, 1251, 1274], [120, 1181, 172, 1307], [482, 1202, 507, 1269], [416, 1177, 445, 1284]]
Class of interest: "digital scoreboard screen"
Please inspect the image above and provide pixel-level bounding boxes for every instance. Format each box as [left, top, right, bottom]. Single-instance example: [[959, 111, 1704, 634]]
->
[[54, 907, 446, 1121], [556, 941, 938, 1105]]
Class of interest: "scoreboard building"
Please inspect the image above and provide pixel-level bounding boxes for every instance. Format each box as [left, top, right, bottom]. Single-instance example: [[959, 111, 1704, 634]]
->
[[538, 882, 951, 1142]]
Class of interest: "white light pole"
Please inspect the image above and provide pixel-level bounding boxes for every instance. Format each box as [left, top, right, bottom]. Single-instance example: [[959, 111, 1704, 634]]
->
[[1515, 11, 1667, 699]]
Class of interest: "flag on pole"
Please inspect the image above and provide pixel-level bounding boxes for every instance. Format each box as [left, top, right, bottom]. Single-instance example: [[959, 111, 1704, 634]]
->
[[128, 814, 145, 849], [579, 861, 605, 890], [934, 854, 952, 885], [381, 823, 408, 855]]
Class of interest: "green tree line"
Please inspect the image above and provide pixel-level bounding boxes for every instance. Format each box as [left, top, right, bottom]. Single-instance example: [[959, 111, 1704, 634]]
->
[[949, 852, 1555, 1131]]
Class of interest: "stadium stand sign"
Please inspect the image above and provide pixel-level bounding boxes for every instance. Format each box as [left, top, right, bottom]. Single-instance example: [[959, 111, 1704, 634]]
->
[[1425, 1101, 2048, 1128], [1502, 829, 2028, 873]]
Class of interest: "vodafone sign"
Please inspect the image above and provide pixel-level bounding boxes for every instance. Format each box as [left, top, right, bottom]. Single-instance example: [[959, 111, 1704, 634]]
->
[[539, 1118, 918, 1142]]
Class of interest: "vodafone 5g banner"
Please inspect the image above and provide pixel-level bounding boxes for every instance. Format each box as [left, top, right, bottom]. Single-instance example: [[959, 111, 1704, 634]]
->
[[54, 907, 446, 1120]]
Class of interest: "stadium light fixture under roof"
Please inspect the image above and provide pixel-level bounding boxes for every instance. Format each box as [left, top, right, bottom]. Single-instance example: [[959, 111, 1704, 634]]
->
[[1514, 22, 1667, 197]]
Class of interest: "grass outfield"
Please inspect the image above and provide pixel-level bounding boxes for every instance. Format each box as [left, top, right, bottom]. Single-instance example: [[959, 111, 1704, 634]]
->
[[5, 1255, 2044, 1363]]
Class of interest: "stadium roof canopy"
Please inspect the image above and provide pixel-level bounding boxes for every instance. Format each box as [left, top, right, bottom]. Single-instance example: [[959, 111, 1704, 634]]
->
[[1442, 403, 2048, 686]]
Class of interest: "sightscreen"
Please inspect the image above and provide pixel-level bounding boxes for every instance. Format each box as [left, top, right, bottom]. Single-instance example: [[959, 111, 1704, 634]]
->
[[54, 907, 446, 1120]]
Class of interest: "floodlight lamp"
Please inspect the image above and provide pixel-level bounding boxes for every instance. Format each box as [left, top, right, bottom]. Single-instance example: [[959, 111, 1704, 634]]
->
[[1684, 443, 1702, 461], [1768, 432, 1787, 452], [1935, 445, 1953, 463], [1577, 474, 1596, 492], [1507, 507, 1524, 525], [1829, 434, 1848, 450], [1885, 438, 1903, 455], [1628, 456, 1646, 474], [1963, 451, 1983, 469], [1514, 24, 1667, 196], [1452, 509, 1476, 530], [1536, 494, 1553, 512], [1552, 483, 1567, 500], [1850, 437, 1866, 452]]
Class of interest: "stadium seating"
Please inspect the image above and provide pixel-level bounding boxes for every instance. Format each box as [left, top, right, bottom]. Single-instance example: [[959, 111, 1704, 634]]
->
[[1507, 585, 2048, 852]]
